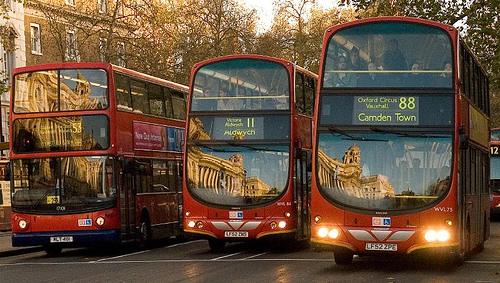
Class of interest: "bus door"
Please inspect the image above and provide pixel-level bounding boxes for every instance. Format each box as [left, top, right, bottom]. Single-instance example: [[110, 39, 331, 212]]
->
[[119, 159, 136, 239], [294, 148, 311, 240]]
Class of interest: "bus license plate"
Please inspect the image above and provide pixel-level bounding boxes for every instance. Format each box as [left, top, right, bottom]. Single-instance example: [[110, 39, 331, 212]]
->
[[365, 243, 397, 251], [224, 231, 248, 238], [50, 236, 73, 243]]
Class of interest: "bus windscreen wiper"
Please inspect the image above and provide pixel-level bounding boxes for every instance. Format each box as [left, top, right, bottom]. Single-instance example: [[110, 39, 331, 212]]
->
[[370, 127, 449, 138], [326, 126, 388, 142]]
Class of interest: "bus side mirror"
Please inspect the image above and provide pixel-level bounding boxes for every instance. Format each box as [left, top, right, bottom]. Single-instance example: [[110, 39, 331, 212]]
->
[[459, 133, 469, 150]]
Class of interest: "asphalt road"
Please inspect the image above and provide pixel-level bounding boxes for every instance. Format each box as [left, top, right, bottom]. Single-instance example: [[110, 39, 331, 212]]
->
[[1, 222, 500, 283]]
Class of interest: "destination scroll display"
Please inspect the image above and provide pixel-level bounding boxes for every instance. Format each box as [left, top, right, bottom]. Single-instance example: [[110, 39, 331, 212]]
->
[[353, 96, 419, 125], [213, 117, 264, 140]]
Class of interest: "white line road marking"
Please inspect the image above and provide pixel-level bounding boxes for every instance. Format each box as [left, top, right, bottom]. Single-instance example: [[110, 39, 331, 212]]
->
[[211, 251, 247, 260], [2, 258, 500, 267], [241, 252, 268, 260], [94, 240, 205, 262], [94, 250, 150, 262]]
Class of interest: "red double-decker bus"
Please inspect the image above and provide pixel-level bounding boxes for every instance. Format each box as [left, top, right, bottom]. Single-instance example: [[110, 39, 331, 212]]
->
[[311, 17, 490, 264], [490, 128, 500, 217], [183, 55, 317, 250], [8, 62, 187, 255]]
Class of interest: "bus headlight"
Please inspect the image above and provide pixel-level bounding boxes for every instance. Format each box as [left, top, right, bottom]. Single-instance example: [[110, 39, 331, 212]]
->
[[424, 230, 436, 242], [437, 230, 450, 242], [425, 229, 450, 242], [188, 221, 196, 228], [96, 217, 105, 226], [18, 219, 28, 230], [318, 227, 329, 238], [278, 221, 287, 229], [328, 229, 339, 239]]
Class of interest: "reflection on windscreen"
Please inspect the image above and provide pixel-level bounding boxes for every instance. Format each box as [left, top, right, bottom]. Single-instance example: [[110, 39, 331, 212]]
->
[[323, 22, 453, 88], [14, 69, 108, 113], [317, 133, 452, 210], [491, 157, 500, 180], [11, 157, 115, 212], [187, 145, 289, 206], [191, 59, 290, 111]]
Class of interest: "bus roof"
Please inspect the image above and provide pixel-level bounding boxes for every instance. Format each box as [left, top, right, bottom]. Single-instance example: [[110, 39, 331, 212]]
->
[[191, 54, 318, 80]]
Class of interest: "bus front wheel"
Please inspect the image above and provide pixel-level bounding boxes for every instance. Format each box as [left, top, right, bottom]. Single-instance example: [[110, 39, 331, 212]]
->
[[139, 216, 152, 249]]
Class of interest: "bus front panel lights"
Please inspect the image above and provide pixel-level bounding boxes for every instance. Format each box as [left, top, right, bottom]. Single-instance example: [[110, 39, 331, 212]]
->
[[96, 217, 105, 226]]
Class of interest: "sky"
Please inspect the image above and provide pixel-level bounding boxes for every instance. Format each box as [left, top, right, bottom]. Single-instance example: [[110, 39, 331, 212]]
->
[[239, 0, 337, 31]]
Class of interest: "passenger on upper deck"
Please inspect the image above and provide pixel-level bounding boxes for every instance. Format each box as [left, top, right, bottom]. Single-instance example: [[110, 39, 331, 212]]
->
[[404, 61, 428, 87], [349, 46, 367, 71], [435, 62, 453, 87], [217, 87, 243, 110], [382, 38, 407, 71], [193, 86, 216, 111], [325, 55, 357, 87], [357, 62, 383, 87]]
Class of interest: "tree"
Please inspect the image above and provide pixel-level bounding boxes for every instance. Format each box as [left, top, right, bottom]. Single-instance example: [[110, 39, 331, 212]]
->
[[254, 0, 358, 73], [128, 0, 259, 85]]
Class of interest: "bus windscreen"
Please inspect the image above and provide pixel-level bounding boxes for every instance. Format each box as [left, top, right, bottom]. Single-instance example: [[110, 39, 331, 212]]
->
[[323, 22, 453, 88], [13, 115, 110, 153], [14, 68, 108, 113], [191, 59, 290, 111]]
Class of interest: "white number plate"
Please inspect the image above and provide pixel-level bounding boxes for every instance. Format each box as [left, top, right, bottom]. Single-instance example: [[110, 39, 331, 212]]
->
[[50, 236, 73, 243], [365, 243, 397, 251], [224, 231, 248, 238]]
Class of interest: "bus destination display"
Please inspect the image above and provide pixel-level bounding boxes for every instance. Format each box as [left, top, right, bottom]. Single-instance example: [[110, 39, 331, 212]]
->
[[353, 96, 419, 125], [213, 117, 264, 140]]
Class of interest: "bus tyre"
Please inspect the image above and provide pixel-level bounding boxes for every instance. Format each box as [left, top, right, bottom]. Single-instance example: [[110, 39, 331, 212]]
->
[[44, 246, 62, 257], [334, 250, 353, 265], [139, 217, 152, 249], [208, 238, 226, 252]]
